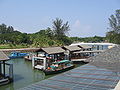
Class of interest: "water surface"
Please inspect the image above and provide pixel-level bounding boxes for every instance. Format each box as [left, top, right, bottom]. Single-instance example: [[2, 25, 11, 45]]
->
[[0, 58, 46, 90], [0, 58, 84, 90]]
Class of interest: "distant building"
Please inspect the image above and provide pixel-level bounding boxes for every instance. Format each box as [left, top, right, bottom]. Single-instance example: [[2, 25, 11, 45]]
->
[[70, 42, 117, 50]]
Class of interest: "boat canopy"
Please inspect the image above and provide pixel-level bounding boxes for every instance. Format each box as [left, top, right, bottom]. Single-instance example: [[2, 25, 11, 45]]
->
[[53, 60, 70, 64]]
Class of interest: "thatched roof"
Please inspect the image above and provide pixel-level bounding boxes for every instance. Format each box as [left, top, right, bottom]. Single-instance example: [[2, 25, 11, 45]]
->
[[36, 47, 65, 54], [62, 45, 81, 52], [87, 45, 120, 72], [0, 51, 9, 61], [79, 45, 92, 49]]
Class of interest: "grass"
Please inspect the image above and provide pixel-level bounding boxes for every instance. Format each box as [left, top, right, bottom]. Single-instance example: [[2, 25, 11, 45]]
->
[[0, 44, 29, 49]]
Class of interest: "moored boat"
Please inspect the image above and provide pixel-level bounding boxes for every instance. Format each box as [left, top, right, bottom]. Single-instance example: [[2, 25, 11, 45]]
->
[[43, 60, 74, 75], [9, 52, 28, 58]]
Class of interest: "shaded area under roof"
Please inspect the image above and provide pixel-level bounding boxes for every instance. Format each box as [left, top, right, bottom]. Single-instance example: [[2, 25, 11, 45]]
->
[[0, 51, 10, 61], [63, 45, 81, 52], [36, 47, 65, 54]]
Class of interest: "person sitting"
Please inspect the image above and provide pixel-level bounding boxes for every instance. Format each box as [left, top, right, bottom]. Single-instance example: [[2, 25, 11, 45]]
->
[[50, 64, 56, 70]]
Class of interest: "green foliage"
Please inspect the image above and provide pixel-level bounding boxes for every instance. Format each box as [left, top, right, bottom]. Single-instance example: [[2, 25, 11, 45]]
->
[[0, 24, 30, 44], [0, 18, 106, 49], [106, 9, 120, 44], [70, 36, 105, 43], [52, 18, 70, 40]]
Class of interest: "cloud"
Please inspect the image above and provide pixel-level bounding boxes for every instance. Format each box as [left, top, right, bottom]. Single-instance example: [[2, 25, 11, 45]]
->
[[72, 20, 81, 30], [70, 20, 93, 37]]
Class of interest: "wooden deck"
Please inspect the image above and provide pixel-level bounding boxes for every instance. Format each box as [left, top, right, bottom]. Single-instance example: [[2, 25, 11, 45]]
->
[[19, 64, 120, 90], [0, 48, 39, 53], [73, 50, 105, 53], [72, 59, 87, 62]]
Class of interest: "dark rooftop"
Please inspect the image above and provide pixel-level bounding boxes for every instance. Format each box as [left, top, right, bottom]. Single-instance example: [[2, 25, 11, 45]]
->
[[78, 45, 92, 49], [0, 51, 9, 61], [36, 47, 65, 54], [87, 45, 120, 72], [63, 45, 81, 52]]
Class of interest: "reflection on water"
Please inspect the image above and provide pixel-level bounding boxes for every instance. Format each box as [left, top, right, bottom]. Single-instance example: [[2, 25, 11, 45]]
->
[[0, 58, 46, 90]]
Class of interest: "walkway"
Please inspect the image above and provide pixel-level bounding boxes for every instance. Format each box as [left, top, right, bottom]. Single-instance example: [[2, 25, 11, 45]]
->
[[19, 64, 120, 90], [0, 48, 39, 53]]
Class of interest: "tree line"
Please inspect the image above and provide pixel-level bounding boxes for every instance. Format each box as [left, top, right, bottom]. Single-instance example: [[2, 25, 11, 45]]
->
[[1, 10, 120, 49], [0, 19, 104, 48], [0, 18, 73, 48]]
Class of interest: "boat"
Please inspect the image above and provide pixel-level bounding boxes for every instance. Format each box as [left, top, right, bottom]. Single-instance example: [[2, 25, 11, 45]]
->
[[24, 53, 45, 61], [43, 60, 74, 75], [9, 52, 28, 58], [32, 57, 74, 75], [24, 53, 33, 61]]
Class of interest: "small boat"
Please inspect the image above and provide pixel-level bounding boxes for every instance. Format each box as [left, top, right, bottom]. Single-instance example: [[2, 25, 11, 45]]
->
[[24, 53, 45, 61], [24, 53, 33, 61], [9, 52, 28, 58], [43, 60, 74, 75]]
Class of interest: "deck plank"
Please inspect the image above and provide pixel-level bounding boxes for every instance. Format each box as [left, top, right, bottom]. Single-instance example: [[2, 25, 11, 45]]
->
[[19, 64, 120, 90]]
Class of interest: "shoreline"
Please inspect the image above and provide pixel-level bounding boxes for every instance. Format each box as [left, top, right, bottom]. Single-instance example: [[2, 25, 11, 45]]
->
[[0, 48, 39, 52]]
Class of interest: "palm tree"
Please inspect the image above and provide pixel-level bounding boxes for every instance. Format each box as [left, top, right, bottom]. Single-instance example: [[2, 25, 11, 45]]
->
[[52, 18, 70, 40]]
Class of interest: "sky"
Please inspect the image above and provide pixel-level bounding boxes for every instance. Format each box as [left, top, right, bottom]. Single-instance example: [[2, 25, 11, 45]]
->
[[0, 0, 120, 37]]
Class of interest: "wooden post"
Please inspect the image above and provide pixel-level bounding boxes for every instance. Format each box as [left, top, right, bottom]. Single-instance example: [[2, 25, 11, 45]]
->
[[55, 54, 57, 61], [102, 45, 104, 50], [3, 61, 5, 78], [56, 54, 58, 60], [43, 58, 46, 70], [9, 64, 13, 81], [97, 45, 99, 50], [32, 57, 35, 69], [0, 61, 1, 74]]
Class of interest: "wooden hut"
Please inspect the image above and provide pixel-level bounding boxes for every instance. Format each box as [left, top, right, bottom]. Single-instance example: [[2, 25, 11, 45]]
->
[[0, 51, 13, 85], [78, 45, 92, 51], [36, 47, 65, 60], [62, 45, 82, 60], [32, 47, 66, 70]]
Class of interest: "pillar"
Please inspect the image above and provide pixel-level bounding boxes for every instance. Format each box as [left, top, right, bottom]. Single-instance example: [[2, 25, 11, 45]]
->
[[0, 61, 1, 74], [43, 58, 46, 70], [32, 57, 35, 69], [3, 61, 5, 78]]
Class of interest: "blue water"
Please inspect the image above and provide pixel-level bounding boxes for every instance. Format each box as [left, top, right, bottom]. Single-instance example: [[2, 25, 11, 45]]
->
[[0, 58, 84, 90], [0, 58, 45, 90]]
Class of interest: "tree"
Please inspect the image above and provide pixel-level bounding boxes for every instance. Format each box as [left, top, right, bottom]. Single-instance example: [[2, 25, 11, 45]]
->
[[0, 24, 7, 34], [106, 9, 120, 44], [7, 26, 14, 33], [108, 10, 120, 34], [52, 18, 70, 40]]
